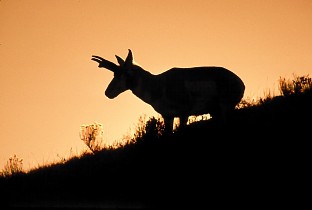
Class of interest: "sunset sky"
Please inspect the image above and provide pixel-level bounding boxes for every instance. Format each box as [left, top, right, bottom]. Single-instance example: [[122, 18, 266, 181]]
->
[[1, 0, 311, 170]]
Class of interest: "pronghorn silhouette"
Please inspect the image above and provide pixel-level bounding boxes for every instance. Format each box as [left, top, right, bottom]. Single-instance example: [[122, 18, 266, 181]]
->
[[92, 49, 245, 132]]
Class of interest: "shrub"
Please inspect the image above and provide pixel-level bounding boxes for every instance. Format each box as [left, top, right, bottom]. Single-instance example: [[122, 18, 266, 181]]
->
[[279, 74, 312, 96], [132, 115, 165, 142], [1, 154, 24, 177], [79, 122, 105, 153]]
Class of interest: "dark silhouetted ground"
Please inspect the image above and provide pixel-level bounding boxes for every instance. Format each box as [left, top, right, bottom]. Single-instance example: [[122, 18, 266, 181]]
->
[[1, 89, 311, 209]]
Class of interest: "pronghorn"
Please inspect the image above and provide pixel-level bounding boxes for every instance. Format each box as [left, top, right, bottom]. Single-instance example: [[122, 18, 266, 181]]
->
[[92, 49, 245, 132]]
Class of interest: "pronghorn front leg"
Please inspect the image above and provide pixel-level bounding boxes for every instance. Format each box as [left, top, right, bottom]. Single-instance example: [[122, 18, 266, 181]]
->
[[163, 116, 174, 134]]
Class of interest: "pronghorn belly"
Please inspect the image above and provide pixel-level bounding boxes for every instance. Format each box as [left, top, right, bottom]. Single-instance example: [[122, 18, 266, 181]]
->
[[152, 80, 221, 117], [152, 99, 183, 116], [184, 80, 219, 113]]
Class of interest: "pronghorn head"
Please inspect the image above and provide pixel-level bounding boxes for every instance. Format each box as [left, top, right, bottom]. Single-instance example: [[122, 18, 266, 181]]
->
[[92, 49, 135, 99]]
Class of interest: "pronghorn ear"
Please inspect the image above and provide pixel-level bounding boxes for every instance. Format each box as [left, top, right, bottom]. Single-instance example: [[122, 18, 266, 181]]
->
[[115, 55, 125, 66], [124, 49, 133, 68]]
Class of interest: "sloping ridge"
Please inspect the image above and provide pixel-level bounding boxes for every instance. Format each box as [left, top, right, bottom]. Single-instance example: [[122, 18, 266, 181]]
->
[[1, 91, 311, 208]]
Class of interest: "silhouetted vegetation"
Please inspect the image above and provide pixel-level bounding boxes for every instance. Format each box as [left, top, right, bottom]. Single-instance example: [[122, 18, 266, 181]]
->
[[80, 122, 106, 153], [0, 75, 311, 209], [0, 155, 23, 177]]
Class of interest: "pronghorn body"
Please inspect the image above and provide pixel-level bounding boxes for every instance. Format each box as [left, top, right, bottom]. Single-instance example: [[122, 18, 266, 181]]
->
[[92, 50, 245, 132]]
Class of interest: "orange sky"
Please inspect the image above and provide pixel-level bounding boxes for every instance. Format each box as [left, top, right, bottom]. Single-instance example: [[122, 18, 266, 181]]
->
[[1, 0, 312, 170]]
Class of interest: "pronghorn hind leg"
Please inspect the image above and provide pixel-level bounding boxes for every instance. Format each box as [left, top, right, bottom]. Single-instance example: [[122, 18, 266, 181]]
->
[[211, 104, 229, 136], [179, 116, 189, 129], [211, 108, 226, 126]]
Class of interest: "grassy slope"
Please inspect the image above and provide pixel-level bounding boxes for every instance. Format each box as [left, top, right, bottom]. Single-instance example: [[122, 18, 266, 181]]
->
[[0, 90, 311, 208]]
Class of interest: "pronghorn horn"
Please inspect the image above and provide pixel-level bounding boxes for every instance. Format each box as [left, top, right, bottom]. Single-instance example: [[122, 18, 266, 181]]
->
[[125, 49, 133, 67], [115, 55, 125, 66], [91, 55, 118, 72]]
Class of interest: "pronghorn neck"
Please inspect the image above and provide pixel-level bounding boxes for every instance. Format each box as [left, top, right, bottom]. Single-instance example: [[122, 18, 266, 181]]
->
[[129, 67, 157, 104]]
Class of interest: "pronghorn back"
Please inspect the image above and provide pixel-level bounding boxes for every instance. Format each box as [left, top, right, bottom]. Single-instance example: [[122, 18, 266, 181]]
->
[[150, 67, 245, 117], [159, 67, 244, 106]]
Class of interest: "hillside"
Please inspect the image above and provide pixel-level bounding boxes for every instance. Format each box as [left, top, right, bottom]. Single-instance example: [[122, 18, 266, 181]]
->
[[1, 79, 311, 209]]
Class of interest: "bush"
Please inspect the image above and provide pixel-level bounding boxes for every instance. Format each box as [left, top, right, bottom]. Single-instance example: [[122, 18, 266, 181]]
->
[[1, 154, 24, 177], [279, 74, 312, 96], [132, 115, 165, 142], [79, 122, 105, 153]]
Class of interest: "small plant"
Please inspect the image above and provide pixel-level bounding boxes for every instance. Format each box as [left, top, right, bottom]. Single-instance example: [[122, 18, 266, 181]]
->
[[279, 74, 312, 96], [132, 115, 148, 140], [80, 122, 105, 153], [236, 98, 256, 109], [237, 93, 274, 108], [144, 116, 165, 138], [129, 115, 165, 143], [1, 154, 24, 177]]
